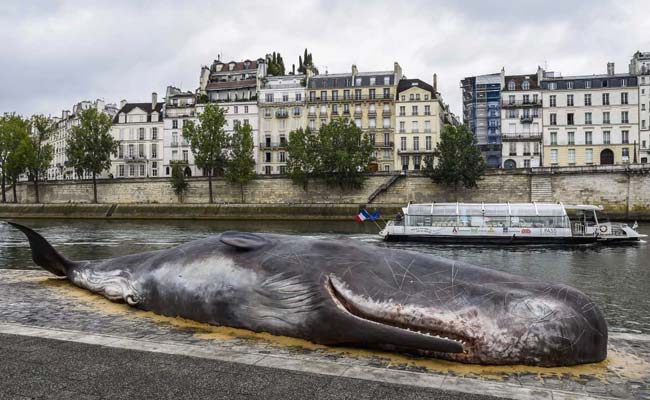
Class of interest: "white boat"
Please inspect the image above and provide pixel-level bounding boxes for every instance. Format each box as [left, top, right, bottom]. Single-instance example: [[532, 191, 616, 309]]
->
[[379, 202, 646, 244]]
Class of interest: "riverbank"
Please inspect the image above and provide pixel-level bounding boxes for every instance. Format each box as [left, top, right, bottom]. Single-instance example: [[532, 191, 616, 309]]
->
[[0, 203, 401, 221]]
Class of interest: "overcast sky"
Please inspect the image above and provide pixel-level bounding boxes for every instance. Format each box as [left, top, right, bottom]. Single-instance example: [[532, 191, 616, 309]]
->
[[1, 0, 648, 118]]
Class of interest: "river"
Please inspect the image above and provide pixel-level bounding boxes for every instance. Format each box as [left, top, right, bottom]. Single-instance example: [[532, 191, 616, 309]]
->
[[1, 219, 649, 334]]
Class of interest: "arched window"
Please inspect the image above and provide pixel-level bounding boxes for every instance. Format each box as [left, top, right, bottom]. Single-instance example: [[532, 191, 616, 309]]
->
[[508, 80, 516, 91], [522, 80, 530, 90]]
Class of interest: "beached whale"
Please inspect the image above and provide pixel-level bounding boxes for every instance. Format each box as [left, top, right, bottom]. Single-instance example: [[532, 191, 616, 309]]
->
[[9, 222, 607, 366]]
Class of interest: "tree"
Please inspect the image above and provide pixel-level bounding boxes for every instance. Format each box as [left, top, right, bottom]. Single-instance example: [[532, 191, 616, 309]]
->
[[286, 127, 320, 191], [426, 124, 485, 198], [0, 114, 31, 203], [25, 115, 54, 203], [183, 103, 228, 204], [298, 48, 318, 74], [170, 162, 189, 203], [225, 122, 256, 203], [66, 107, 117, 203], [266, 52, 285, 76]]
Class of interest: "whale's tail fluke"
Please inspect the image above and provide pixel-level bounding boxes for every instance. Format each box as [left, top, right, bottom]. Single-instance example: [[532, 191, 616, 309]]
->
[[7, 222, 74, 277]]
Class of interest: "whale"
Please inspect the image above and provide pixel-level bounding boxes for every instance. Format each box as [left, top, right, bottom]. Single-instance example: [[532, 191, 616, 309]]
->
[[9, 222, 607, 366]]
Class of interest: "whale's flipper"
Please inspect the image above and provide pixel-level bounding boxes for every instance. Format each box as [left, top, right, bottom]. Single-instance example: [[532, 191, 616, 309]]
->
[[7, 222, 74, 277]]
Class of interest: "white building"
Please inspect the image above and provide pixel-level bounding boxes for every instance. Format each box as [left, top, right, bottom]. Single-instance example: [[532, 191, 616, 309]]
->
[[110, 93, 163, 178], [629, 51, 650, 163], [258, 74, 307, 174], [541, 62, 640, 167], [45, 99, 117, 180], [162, 86, 201, 177], [500, 68, 544, 168]]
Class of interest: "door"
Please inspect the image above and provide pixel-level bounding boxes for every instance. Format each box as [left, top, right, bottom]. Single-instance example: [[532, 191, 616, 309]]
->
[[600, 149, 614, 165]]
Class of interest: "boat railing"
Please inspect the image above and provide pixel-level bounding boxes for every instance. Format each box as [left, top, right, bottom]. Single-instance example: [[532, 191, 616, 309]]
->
[[571, 222, 585, 236]]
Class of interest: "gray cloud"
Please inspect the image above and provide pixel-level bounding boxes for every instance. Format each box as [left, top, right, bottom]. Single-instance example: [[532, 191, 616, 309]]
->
[[1, 0, 649, 117]]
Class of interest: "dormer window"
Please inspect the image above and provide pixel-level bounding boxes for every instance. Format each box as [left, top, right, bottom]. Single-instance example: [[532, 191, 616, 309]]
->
[[229, 62, 236, 71], [216, 64, 223, 72], [521, 80, 530, 90], [507, 80, 516, 91]]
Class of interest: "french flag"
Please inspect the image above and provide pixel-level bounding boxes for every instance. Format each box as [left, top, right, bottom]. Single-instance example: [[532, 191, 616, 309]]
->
[[355, 209, 380, 223]]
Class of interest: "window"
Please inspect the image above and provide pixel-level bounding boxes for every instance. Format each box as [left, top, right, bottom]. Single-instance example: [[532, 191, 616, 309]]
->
[[172, 119, 178, 129], [621, 92, 628, 105], [383, 88, 390, 98], [426, 136, 432, 150], [399, 106, 405, 116], [622, 148, 629, 159], [424, 120, 431, 133], [413, 137, 419, 151], [401, 156, 409, 170], [412, 106, 418, 115], [265, 152, 271, 162], [369, 77, 376, 86], [567, 81, 574, 89], [244, 106, 249, 113], [383, 117, 390, 128], [534, 142, 540, 155], [507, 109, 516, 118], [585, 112, 592, 125], [522, 80, 530, 90], [369, 89, 376, 99], [508, 95, 515, 104], [129, 164, 135, 177], [603, 112, 610, 124], [354, 118, 361, 128], [369, 118, 376, 128], [568, 132, 575, 145], [413, 155, 421, 170], [603, 131, 611, 144], [182, 150, 188, 161], [568, 149, 576, 164], [118, 165, 125, 177], [523, 142, 531, 155], [279, 152, 286, 162], [139, 164, 145, 176], [400, 137, 407, 151], [411, 121, 419, 133], [548, 82, 557, 90], [399, 121, 405, 133], [550, 113, 557, 126], [550, 132, 557, 145], [584, 94, 592, 106], [234, 106, 238, 114], [567, 113, 574, 126], [622, 130, 629, 144], [384, 77, 390, 85], [296, 93, 302, 101], [567, 94, 574, 106], [309, 91, 315, 101], [585, 81, 591, 89], [523, 94, 530, 104], [151, 144, 157, 158], [424, 105, 431, 115], [585, 131, 593, 145], [621, 111, 629, 124], [354, 89, 361, 99], [264, 166, 271, 175], [332, 90, 338, 100], [524, 159, 531, 168], [344, 91, 350, 100], [602, 93, 609, 105], [138, 128, 145, 140], [151, 162, 158, 177], [151, 127, 158, 140], [585, 149, 593, 164], [332, 104, 338, 114], [551, 149, 558, 164], [549, 95, 556, 107], [508, 80, 515, 91]]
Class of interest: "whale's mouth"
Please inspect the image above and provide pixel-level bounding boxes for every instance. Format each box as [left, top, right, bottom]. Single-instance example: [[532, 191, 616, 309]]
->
[[327, 275, 468, 353]]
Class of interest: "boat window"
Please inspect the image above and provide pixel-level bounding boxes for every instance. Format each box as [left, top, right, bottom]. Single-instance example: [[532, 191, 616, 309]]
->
[[430, 215, 457, 226], [510, 216, 568, 228], [430, 204, 457, 215]]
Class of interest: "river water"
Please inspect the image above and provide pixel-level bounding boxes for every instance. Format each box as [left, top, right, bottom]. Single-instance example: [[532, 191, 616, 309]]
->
[[1, 219, 649, 334]]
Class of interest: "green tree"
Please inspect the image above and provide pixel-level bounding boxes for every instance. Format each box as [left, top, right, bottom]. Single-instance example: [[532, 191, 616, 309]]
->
[[266, 52, 285, 76], [0, 114, 31, 203], [66, 107, 117, 203], [25, 115, 54, 203], [169, 162, 189, 203], [426, 124, 485, 198], [225, 122, 256, 203], [318, 119, 374, 190], [183, 103, 228, 203], [298, 48, 318, 74], [286, 127, 320, 190]]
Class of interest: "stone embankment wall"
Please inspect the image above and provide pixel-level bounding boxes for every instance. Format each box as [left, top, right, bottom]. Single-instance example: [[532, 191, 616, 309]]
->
[[5, 166, 650, 219]]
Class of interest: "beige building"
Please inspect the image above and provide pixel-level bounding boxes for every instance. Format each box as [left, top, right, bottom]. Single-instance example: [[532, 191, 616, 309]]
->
[[542, 63, 639, 167], [258, 75, 307, 174], [306, 63, 403, 172], [395, 77, 444, 171]]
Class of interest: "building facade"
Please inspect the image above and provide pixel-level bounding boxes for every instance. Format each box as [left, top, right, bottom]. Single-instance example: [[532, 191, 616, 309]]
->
[[110, 93, 164, 179], [394, 77, 444, 171], [162, 86, 201, 177], [630, 51, 650, 163], [500, 69, 544, 168], [306, 63, 403, 172], [461, 72, 502, 168], [45, 99, 118, 180], [258, 74, 307, 174], [541, 63, 639, 167]]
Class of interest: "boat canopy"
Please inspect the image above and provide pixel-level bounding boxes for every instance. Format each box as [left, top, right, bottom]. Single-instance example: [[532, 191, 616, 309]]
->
[[405, 203, 568, 217]]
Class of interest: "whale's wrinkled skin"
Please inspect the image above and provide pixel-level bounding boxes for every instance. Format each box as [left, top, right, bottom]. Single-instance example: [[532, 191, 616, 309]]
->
[[9, 222, 607, 366]]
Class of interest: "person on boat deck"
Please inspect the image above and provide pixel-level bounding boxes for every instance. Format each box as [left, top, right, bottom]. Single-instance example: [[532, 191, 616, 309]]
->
[[395, 211, 403, 222]]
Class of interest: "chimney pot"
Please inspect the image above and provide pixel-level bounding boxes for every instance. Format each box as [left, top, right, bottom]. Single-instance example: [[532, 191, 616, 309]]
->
[[607, 62, 615, 76], [152, 92, 158, 109]]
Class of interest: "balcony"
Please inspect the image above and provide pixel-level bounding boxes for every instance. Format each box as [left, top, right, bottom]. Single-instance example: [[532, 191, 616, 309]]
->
[[354, 111, 362, 118], [275, 110, 289, 118], [306, 93, 392, 103], [374, 141, 394, 148], [125, 155, 147, 162], [170, 142, 180, 147], [520, 116, 534, 123], [501, 132, 542, 141], [501, 99, 542, 108], [368, 110, 377, 117], [397, 148, 434, 155], [383, 109, 391, 116], [308, 111, 316, 118], [259, 142, 288, 150]]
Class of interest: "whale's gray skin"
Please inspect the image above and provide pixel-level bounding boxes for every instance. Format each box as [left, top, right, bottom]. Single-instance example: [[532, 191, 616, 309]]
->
[[9, 222, 607, 366]]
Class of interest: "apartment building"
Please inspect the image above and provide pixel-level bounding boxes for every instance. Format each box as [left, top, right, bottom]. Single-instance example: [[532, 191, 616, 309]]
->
[[395, 77, 444, 171], [110, 93, 163, 178], [258, 74, 307, 174], [45, 99, 118, 180], [541, 63, 639, 167], [500, 69, 544, 168], [630, 51, 650, 162], [306, 63, 403, 172], [461, 72, 502, 167], [162, 86, 201, 177]]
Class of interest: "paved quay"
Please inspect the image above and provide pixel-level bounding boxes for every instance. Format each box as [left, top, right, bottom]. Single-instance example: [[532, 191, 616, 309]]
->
[[1, 270, 650, 400]]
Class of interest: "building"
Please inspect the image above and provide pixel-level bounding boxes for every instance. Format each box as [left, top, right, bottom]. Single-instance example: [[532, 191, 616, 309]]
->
[[541, 62, 639, 167], [461, 72, 502, 168], [500, 68, 544, 168], [162, 86, 201, 177], [258, 74, 307, 174], [45, 99, 118, 180], [394, 76, 444, 171], [629, 51, 650, 163], [306, 63, 403, 172], [110, 93, 164, 179]]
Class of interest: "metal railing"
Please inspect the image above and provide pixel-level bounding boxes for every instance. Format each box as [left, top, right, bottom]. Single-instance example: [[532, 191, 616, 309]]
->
[[307, 94, 392, 102]]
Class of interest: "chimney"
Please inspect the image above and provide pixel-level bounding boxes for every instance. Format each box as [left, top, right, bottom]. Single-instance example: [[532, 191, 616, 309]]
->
[[96, 99, 105, 112], [433, 73, 438, 94], [351, 64, 358, 76], [120, 99, 127, 109], [394, 62, 402, 80], [151, 92, 157, 109], [607, 62, 615, 76]]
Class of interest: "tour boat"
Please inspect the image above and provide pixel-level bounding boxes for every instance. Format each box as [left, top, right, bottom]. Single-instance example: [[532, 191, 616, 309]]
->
[[379, 202, 646, 244]]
